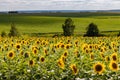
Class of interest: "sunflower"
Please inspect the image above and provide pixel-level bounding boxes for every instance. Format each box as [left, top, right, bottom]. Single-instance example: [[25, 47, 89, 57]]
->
[[109, 61, 119, 71], [114, 48, 118, 52], [100, 47, 105, 53], [81, 43, 88, 52], [57, 59, 65, 69], [93, 62, 105, 74], [7, 50, 15, 59], [65, 44, 70, 49], [70, 64, 78, 75], [60, 43, 65, 49], [111, 53, 117, 61], [35, 40, 40, 45], [74, 40, 79, 45], [40, 56, 45, 62], [100, 52, 105, 59], [74, 49, 79, 57], [105, 56, 110, 62], [89, 44, 93, 49], [74, 40, 79, 47], [85, 48, 90, 54], [63, 50, 68, 58], [29, 60, 34, 67], [90, 53, 94, 60], [94, 44, 99, 50], [60, 55, 66, 62], [20, 50, 24, 56], [44, 48, 48, 56], [15, 43, 21, 50], [32, 48, 38, 56]]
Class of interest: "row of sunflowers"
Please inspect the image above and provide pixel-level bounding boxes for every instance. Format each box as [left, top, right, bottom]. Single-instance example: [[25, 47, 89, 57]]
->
[[0, 36, 120, 80]]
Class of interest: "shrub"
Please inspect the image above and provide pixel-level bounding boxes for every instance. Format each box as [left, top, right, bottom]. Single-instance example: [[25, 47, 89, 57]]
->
[[84, 23, 100, 37], [118, 32, 120, 36], [8, 23, 20, 37], [1, 31, 7, 37], [62, 18, 75, 36]]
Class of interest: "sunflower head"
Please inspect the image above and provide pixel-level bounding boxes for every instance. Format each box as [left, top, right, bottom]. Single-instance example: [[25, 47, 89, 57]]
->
[[40, 56, 45, 63], [63, 51, 68, 57], [109, 61, 119, 71], [90, 53, 94, 60], [7, 51, 15, 59], [29, 60, 34, 67], [32, 48, 38, 56], [100, 52, 105, 59], [15, 43, 21, 50], [111, 53, 117, 61], [44, 48, 48, 56], [70, 64, 78, 75], [57, 59, 65, 69], [93, 62, 105, 74], [105, 56, 110, 62]]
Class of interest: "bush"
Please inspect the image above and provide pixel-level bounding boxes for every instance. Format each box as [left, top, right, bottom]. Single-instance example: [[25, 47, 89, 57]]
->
[[1, 31, 7, 37], [62, 18, 75, 36], [8, 23, 20, 37], [118, 32, 120, 36], [84, 23, 100, 37]]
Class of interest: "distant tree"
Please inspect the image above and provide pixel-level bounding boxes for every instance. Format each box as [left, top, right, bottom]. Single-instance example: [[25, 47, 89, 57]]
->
[[8, 23, 20, 37], [84, 23, 99, 37], [1, 31, 7, 37], [8, 11, 18, 14], [62, 18, 75, 36]]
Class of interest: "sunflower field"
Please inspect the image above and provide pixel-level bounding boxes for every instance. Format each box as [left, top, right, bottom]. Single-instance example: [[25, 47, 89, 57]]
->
[[0, 36, 120, 80]]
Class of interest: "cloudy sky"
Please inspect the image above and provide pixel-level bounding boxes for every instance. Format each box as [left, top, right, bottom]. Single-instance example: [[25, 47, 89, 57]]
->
[[0, 0, 120, 11]]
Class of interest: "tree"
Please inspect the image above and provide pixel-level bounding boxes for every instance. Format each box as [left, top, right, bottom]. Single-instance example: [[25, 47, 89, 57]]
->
[[118, 32, 120, 36], [8, 23, 20, 37], [84, 23, 100, 37], [1, 31, 7, 37], [62, 18, 75, 36]]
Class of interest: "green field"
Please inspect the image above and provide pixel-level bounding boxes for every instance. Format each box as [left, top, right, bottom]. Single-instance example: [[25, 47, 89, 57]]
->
[[0, 12, 120, 36]]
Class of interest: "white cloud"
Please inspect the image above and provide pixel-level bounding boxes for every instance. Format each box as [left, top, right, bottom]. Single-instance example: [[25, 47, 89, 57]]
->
[[0, 0, 120, 11]]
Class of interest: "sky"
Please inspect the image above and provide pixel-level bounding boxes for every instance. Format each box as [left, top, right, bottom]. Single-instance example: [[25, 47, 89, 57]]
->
[[0, 0, 120, 11]]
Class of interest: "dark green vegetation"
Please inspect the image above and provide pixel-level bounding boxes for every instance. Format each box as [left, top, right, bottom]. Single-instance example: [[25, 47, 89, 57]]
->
[[8, 23, 20, 37], [84, 23, 100, 37], [0, 12, 120, 36], [62, 18, 75, 36]]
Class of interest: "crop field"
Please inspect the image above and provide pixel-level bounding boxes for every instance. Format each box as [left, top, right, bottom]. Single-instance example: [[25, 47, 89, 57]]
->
[[0, 36, 120, 80], [0, 12, 120, 80], [0, 12, 120, 36]]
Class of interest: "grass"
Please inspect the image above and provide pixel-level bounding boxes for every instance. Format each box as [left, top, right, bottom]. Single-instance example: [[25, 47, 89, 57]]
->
[[0, 12, 120, 36]]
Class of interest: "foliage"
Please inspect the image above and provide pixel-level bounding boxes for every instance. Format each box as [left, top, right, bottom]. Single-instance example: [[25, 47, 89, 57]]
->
[[84, 23, 100, 37], [1, 31, 7, 37], [8, 23, 20, 37], [118, 32, 120, 36], [62, 18, 75, 36]]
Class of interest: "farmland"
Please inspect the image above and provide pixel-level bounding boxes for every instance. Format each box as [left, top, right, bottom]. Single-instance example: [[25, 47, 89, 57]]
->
[[0, 12, 120, 80], [0, 12, 120, 36]]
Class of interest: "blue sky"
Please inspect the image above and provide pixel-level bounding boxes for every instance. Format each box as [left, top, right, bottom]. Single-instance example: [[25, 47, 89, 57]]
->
[[0, 0, 120, 11]]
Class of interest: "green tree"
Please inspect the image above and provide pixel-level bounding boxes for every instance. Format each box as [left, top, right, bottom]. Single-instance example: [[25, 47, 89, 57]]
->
[[62, 18, 75, 36], [1, 31, 7, 37], [118, 32, 120, 36], [84, 23, 99, 37], [8, 23, 20, 37]]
